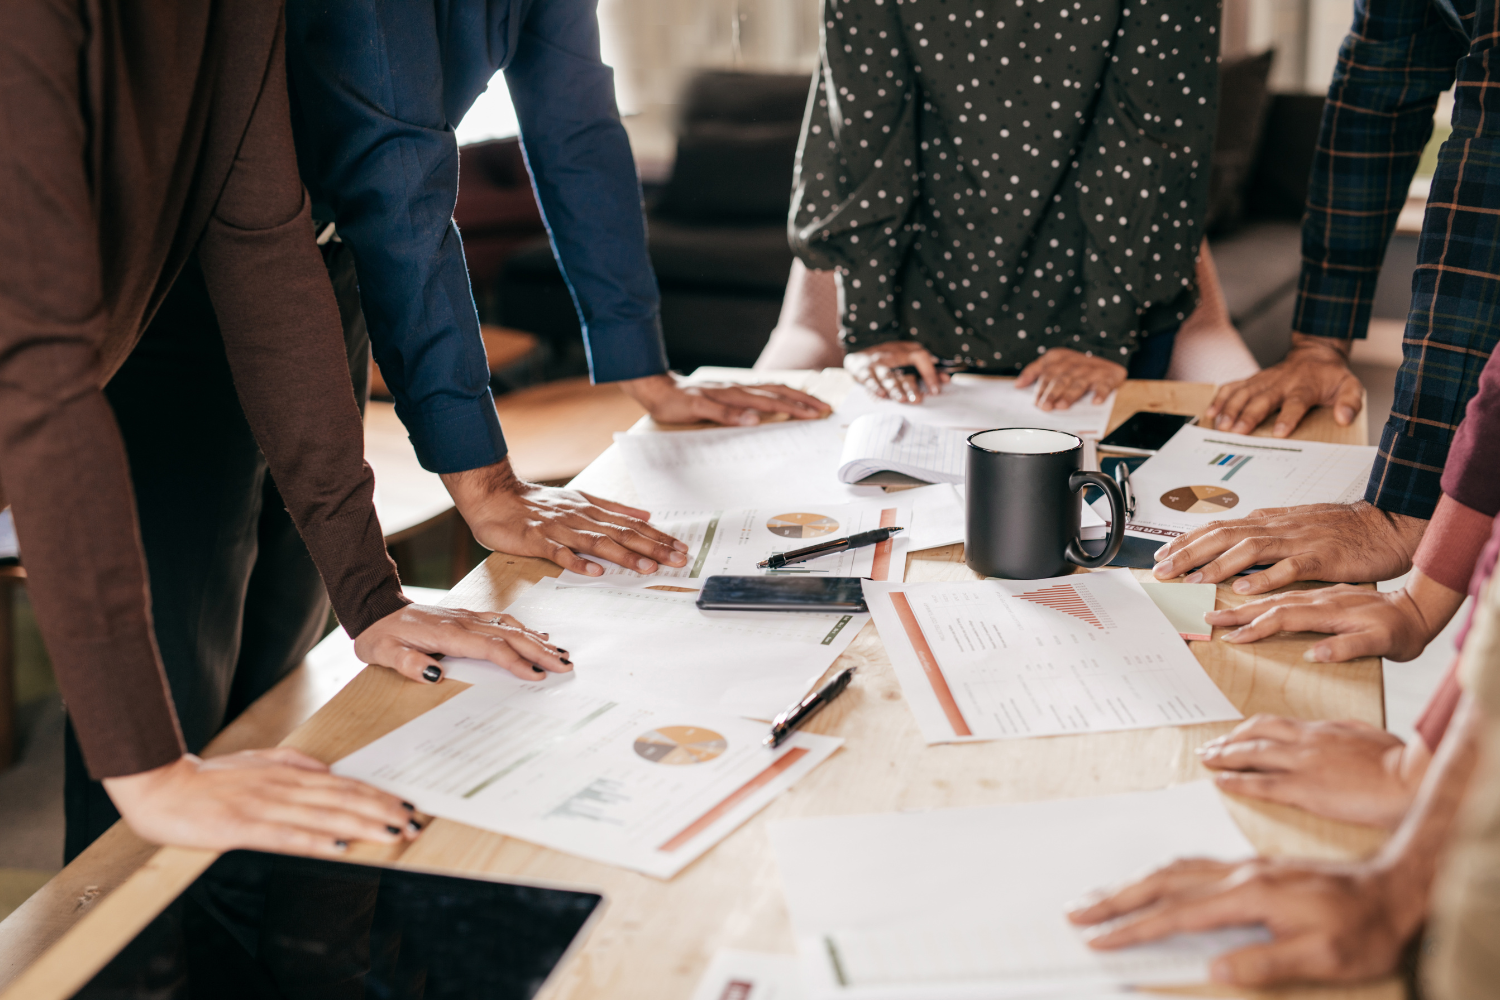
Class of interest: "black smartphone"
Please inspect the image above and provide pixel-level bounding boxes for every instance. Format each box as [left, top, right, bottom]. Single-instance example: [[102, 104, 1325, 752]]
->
[[1098, 411, 1196, 455], [696, 575, 868, 612]]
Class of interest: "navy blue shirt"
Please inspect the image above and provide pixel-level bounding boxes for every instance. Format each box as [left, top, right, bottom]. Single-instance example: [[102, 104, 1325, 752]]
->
[[285, 0, 669, 473]]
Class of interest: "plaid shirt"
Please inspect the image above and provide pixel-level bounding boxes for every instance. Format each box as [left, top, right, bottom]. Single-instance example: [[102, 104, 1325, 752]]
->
[[1296, 0, 1500, 520]]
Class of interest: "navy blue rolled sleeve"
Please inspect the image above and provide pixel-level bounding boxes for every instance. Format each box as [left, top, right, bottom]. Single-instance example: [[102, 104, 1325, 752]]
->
[[285, 0, 668, 474]]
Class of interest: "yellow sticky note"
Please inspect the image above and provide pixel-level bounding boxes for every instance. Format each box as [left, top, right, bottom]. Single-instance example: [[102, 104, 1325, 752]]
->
[[1138, 581, 1216, 642]]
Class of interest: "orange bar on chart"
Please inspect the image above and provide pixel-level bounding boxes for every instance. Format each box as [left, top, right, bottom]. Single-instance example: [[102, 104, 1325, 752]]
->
[[658, 747, 810, 853], [888, 591, 972, 737]]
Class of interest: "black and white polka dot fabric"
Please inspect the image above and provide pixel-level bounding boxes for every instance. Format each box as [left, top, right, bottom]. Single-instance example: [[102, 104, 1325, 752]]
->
[[790, 0, 1220, 370]]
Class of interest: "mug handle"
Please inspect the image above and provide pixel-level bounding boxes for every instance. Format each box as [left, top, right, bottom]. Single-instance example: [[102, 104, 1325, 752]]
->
[[1064, 470, 1125, 570]]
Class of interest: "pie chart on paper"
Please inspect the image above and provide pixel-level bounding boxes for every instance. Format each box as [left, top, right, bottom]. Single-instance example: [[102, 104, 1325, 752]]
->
[[766, 512, 841, 539], [1160, 485, 1240, 515], [633, 726, 728, 765]]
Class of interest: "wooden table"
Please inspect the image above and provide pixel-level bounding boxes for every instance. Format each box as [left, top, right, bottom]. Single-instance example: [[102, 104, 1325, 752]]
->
[[0, 373, 1396, 1000]]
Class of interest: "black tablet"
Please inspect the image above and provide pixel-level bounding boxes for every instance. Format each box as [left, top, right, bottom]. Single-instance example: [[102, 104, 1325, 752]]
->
[[71, 849, 604, 1000]]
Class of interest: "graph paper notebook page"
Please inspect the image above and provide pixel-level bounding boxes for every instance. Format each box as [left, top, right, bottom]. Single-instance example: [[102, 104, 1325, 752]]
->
[[557, 494, 920, 588], [863, 570, 1240, 744], [837, 415, 967, 484], [334, 682, 840, 879], [1124, 424, 1376, 541], [836, 375, 1115, 438], [615, 420, 882, 509], [770, 782, 1266, 1000], [438, 579, 867, 720]]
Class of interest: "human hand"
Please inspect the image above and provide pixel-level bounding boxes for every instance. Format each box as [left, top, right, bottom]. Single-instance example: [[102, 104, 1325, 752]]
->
[[620, 373, 830, 426], [1151, 501, 1427, 594], [355, 603, 572, 685], [844, 341, 951, 402], [1208, 573, 1462, 663], [1196, 715, 1427, 829], [442, 458, 690, 576], [103, 749, 420, 856], [1014, 348, 1127, 411], [1067, 856, 1421, 987], [1205, 334, 1364, 437]]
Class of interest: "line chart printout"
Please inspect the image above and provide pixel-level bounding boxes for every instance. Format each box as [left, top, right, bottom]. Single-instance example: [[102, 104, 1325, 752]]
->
[[439, 579, 868, 721], [862, 570, 1240, 744], [836, 374, 1115, 439], [334, 682, 841, 879], [557, 494, 916, 589], [770, 782, 1266, 999], [615, 420, 883, 509], [1124, 424, 1376, 541]]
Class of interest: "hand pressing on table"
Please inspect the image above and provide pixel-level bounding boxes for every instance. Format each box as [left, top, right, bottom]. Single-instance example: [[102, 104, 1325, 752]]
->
[[1205, 333, 1365, 437], [1196, 715, 1431, 829], [844, 340, 952, 403], [104, 749, 422, 857], [355, 604, 573, 684], [1208, 569, 1464, 663], [1151, 500, 1427, 594], [620, 372, 831, 426], [1067, 856, 1421, 988], [1014, 348, 1126, 411], [443, 457, 690, 577]]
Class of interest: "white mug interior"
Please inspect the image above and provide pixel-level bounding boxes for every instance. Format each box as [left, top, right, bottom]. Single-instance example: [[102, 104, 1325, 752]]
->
[[967, 427, 1081, 455]]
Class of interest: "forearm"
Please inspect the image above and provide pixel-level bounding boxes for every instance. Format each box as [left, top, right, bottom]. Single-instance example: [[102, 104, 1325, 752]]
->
[[1293, 5, 1460, 343], [506, 0, 667, 384]]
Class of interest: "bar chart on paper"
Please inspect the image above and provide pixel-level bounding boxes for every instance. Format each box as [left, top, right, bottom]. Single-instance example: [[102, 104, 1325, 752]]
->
[[863, 570, 1241, 744]]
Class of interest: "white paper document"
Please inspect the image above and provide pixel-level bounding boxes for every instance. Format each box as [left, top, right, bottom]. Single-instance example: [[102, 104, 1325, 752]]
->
[[559, 495, 912, 588], [335, 682, 840, 878], [690, 950, 806, 1000], [440, 579, 866, 721], [863, 570, 1241, 744], [837, 375, 1115, 438], [616, 420, 882, 509], [770, 782, 1266, 999], [1125, 424, 1376, 541], [837, 415, 969, 485]]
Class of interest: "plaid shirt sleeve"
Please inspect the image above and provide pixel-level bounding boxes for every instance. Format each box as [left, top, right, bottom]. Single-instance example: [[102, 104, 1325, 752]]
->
[[1373, 1, 1500, 518]]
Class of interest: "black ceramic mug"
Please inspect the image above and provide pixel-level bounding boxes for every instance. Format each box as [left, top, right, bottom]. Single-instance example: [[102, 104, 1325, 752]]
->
[[964, 428, 1126, 579]]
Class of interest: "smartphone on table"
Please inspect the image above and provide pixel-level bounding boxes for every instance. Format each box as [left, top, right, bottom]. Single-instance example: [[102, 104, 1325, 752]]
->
[[1098, 411, 1196, 456], [696, 576, 868, 613]]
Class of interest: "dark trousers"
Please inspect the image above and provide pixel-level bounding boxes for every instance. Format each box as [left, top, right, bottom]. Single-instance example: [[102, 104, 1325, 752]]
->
[[64, 244, 370, 861]]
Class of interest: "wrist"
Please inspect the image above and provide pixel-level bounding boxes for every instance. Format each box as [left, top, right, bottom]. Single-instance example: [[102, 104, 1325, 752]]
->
[[1289, 332, 1353, 362], [103, 755, 195, 804], [619, 373, 677, 405], [440, 458, 524, 523], [1366, 851, 1435, 941]]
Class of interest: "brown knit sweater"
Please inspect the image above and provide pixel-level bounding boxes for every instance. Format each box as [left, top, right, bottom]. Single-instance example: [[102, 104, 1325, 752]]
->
[[0, 2, 408, 779]]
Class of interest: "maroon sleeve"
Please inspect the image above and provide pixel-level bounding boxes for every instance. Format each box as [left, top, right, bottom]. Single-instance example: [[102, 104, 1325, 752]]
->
[[1444, 344, 1500, 517], [197, 17, 408, 637], [0, 2, 184, 778]]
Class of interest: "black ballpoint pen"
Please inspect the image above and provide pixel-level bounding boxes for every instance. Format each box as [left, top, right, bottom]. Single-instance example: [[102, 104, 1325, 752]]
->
[[1112, 461, 1137, 519], [764, 667, 855, 748], [756, 526, 904, 570]]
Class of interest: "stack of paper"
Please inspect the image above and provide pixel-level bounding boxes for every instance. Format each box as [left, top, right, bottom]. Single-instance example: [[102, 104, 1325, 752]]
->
[[440, 579, 866, 721], [837, 414, 968, 484], [335, 681, 841, 878], [1125, 425, 1376, 541], [836, 376, 1115, 438], [863, 569, 1240, 744], [770, 782, 1267, 999]]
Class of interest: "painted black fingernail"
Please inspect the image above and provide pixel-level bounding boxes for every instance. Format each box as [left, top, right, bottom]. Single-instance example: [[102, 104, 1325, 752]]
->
[[386, 825, 401, 835], [334, 840, 349, 851], [408, 819, 423, 833], [422, 665, 442, 683], [533, 665, 545, 674], [556, 649, 569, 657], [402, 801, 415, 811], [560, 658, 573, 667]]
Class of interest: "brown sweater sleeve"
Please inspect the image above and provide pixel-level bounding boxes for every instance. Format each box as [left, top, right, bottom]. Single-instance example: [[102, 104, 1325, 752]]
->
[[0, 2, 184, 778], [196, 17, 408, 637]]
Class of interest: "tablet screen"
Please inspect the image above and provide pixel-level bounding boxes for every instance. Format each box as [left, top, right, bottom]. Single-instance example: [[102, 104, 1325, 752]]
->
[[71, 850, 603, 999]]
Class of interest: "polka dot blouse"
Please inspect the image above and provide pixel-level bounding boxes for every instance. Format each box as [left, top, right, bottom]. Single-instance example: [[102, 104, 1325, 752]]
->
[[790, 0, 1220, 370]]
